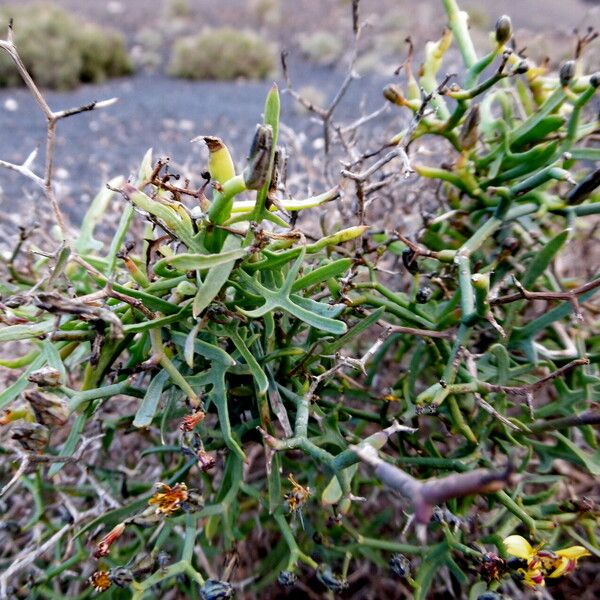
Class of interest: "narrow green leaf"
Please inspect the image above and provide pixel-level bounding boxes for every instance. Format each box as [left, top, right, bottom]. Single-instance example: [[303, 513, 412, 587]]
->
[[133, 369, 170, 428], [522, 230, 568, 288], [48, 413, 86, 477], [193, 236, 242, 317], [291, 258, 352, 292], [0, 353, 46, 410], [154, 247, 248, 273]]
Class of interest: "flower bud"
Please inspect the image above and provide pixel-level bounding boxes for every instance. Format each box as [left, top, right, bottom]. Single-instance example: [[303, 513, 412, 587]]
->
[[243, 124, 273, 190], [389, 553, 411, 578], [196, 449, 216, 472], [559, 60, 576, 87], [495, 15, 512, 44], [200, 579, 234, 600], [383, 84, 407, 106], [459, 104, 480, 150], [94, 522, 126, 558]]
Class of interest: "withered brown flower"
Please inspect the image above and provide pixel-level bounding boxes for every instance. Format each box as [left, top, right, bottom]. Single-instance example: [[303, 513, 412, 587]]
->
[[93, 522, 126, 558], [180, 410, 206, 432]]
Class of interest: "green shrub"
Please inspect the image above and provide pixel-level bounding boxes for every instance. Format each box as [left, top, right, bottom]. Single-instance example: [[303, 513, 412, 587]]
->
[[0, 4, 132, 90], [168, 27, 277, 80]]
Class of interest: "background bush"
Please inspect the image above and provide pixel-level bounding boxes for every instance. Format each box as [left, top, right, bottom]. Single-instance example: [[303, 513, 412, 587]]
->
[[168, 27, 277, 81], [0, 4, 132, 90]]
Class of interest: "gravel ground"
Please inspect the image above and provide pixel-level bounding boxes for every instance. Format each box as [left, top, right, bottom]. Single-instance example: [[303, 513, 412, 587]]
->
[[0, 0, 598, 234]]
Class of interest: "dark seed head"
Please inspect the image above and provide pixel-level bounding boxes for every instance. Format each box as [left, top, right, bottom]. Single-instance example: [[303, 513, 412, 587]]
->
[[416, 286, 433, 304], [0, 520, 21, 535], [389, 553, 411, 578], [506, 556, 528, 571], [513, 60, 530, 75], [477, 593, 502, 600], [402, 248, 419, 274], [316, 565, 348, 592], [200, 579, 234, 600], [277, 571, 297, 588], [559, 60, 576, 86], [495, 15, 512, 44], [109, 567, 134, 588]]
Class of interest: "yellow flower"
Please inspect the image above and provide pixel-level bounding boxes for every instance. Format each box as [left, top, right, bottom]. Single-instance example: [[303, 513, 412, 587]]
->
[[503, 535, 536, 560], [148, 482, 188, 515], [548, 546, 591, 578], [503, 535, 591, 587], [89, 570, 112, 593], [284, 474, 310, 513]]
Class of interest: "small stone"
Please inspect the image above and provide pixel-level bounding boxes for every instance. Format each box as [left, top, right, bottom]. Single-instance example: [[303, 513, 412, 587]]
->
[[4, 98, 18, 112]]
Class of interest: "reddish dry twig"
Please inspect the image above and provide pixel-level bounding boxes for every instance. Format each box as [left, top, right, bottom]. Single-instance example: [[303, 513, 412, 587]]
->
[[491, 278, 600, 319]]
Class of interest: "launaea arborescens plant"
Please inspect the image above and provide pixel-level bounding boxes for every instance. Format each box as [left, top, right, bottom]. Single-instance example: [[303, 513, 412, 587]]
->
[[0, 0, 599, 598]]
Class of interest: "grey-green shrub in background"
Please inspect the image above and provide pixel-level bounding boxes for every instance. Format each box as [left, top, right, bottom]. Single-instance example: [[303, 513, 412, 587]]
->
[[0, 4, 132, 90], [297, 30, 344, 66], [168, 27, 277, 81]]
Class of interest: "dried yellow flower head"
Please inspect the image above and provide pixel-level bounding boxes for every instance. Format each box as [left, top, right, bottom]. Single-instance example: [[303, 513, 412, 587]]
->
[[148, 482, 188, 515], [284, 474, 310, 513], [89, 570, 112, 593]]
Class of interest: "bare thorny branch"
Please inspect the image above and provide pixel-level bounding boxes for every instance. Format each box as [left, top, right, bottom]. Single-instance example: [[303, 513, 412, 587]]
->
[[352, 444, 513, 528], [0, 19, 117, 243]]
